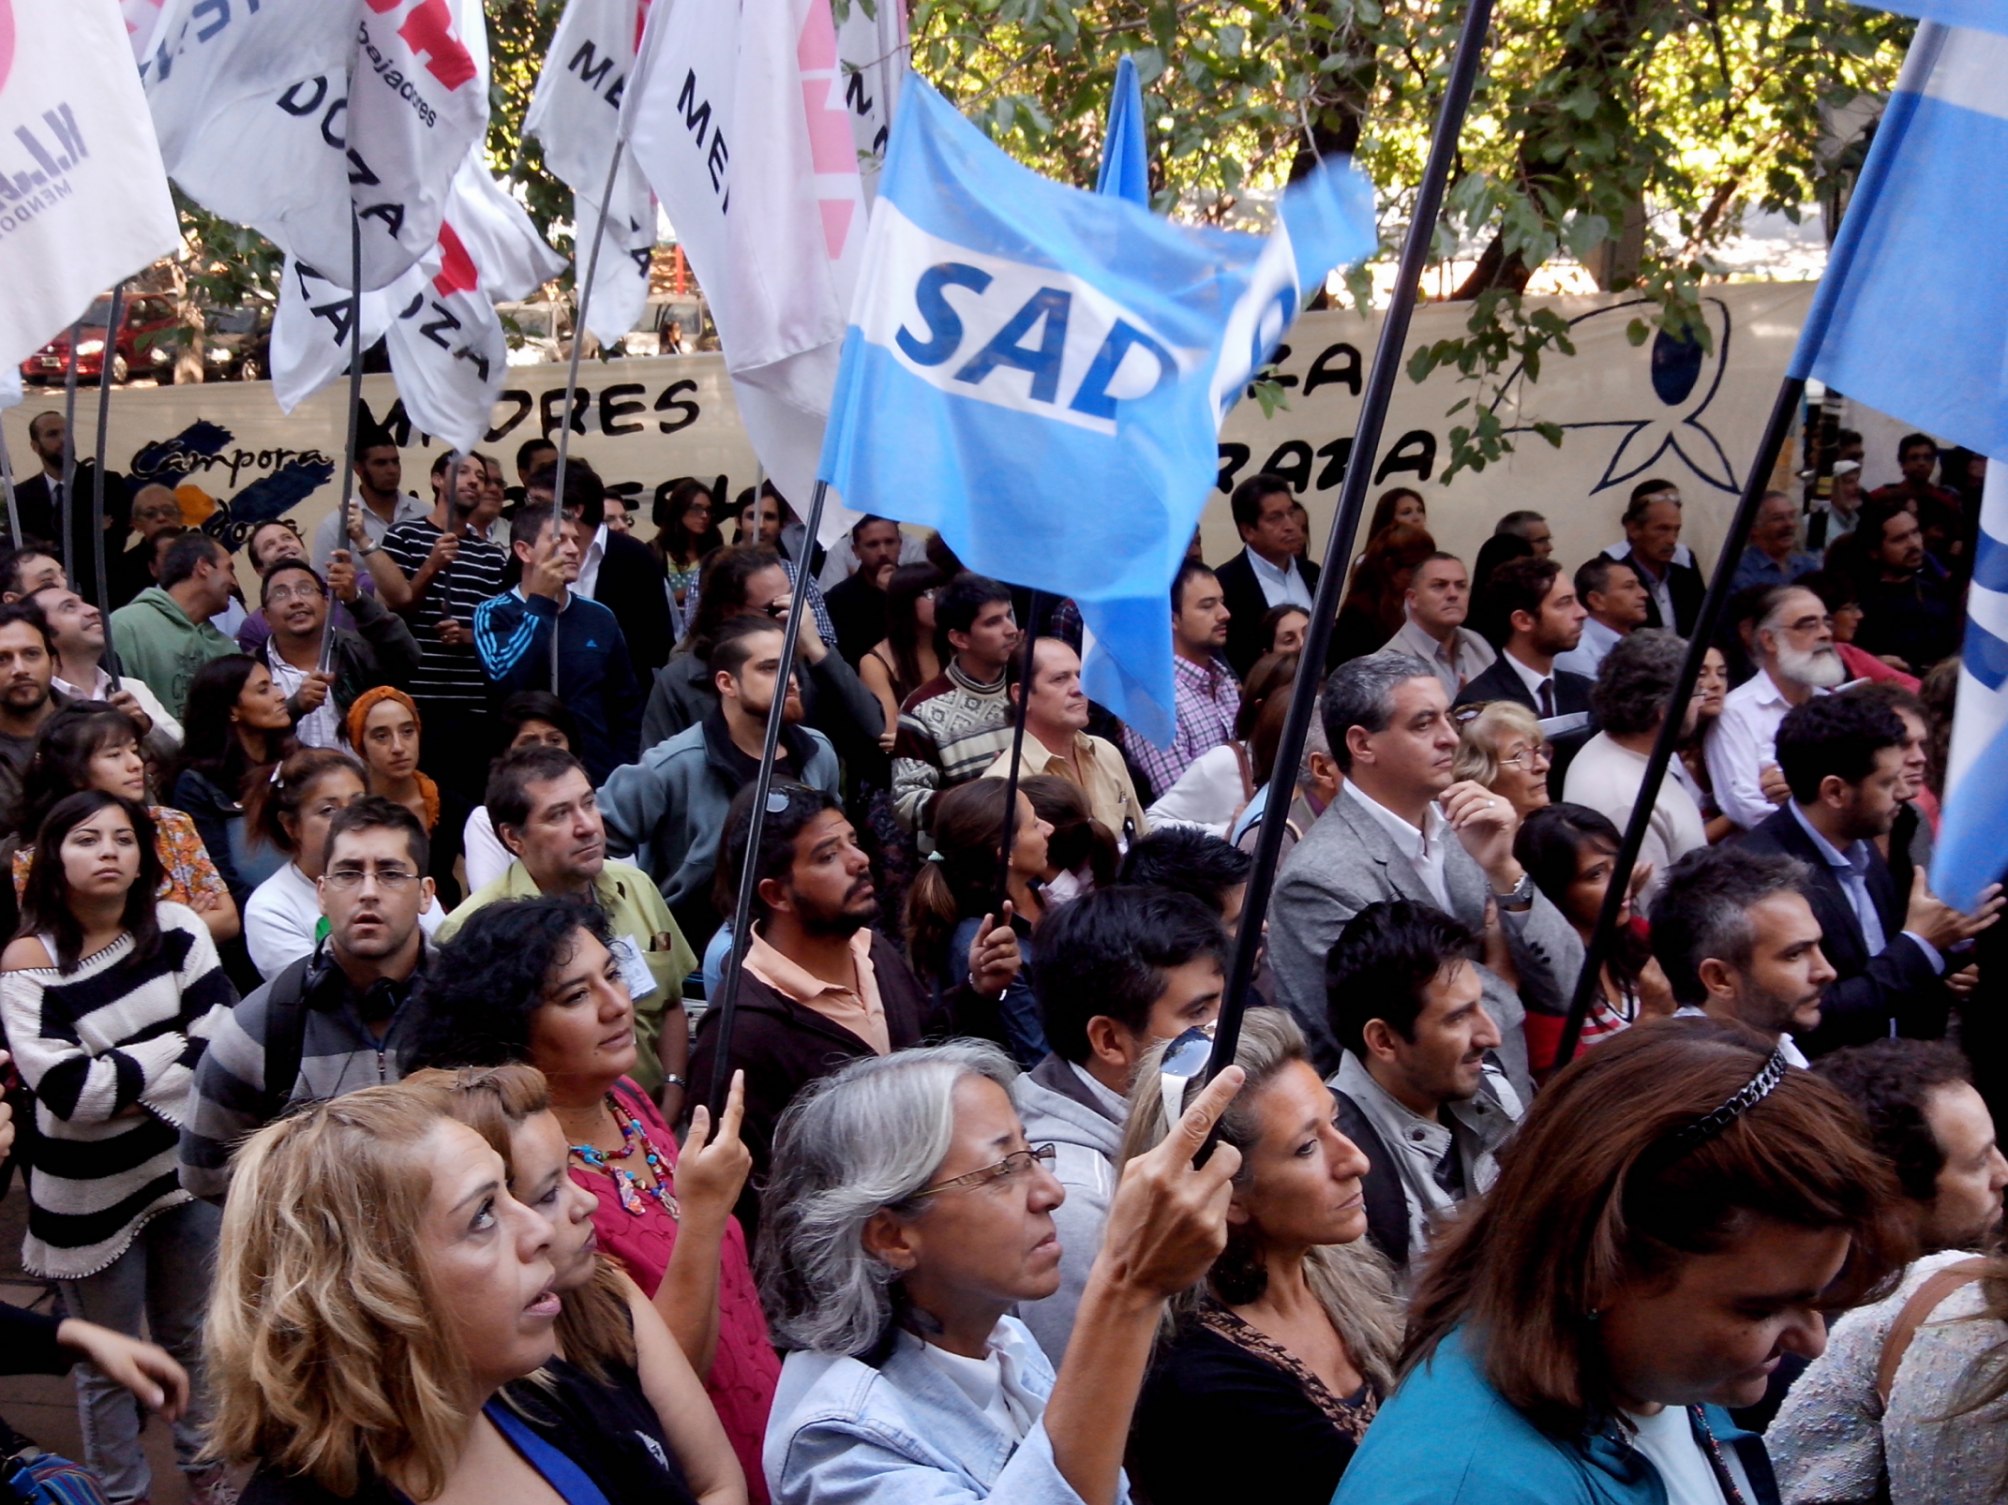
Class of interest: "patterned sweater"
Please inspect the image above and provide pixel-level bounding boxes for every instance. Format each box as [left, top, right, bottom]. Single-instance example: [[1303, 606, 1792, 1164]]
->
[[891, 661, 1012, 831], [0, 903, 236, 1278]]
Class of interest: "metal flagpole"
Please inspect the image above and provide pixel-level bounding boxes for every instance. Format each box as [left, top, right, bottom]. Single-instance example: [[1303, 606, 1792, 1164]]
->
[[1202, 0, 1500, 1093], [89, 282, 127, 679], [0, 427, 21, 550], [1552, 379, 1806, 1065], [707, 476, 835, 1106], [321, 216, 367, 676], [58, 320, 84, 576], [993, 594, 1042, 914]]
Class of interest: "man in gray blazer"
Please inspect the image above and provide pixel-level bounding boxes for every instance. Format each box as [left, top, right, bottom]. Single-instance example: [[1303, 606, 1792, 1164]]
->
[[1268, 652, 1584, 1101]]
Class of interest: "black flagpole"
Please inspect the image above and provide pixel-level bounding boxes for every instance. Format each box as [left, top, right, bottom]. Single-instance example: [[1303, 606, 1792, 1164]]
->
[[707, 477, 834, 1107], [1552, 379, 1805, 1064], [58, 320, 84, 577], [1203, 0, 1500, 1090], [994, 593, 1042, 914], [89, 283, 127, 680]]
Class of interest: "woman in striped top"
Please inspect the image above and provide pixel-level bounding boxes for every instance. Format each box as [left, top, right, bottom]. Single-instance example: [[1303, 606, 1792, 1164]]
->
[[0, 789, 238, 1505]]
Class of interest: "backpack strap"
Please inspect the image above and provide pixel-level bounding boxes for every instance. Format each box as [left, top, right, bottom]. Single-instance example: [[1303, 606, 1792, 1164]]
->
[[1876, 1258, 1994, 1408]]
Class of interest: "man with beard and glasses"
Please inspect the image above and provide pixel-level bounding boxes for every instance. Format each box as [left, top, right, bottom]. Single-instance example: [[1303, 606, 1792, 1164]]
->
[[178, 799, 437, 1200], [440, 744, 694, 1113], [600, 615, 842, 949], [1651, 844, 1837, 1067], [1741, 695, 2001, 1054], [1705, 584, 1849, 831], [687, 780, 1023, 1240], [255, 558, 420, 748]]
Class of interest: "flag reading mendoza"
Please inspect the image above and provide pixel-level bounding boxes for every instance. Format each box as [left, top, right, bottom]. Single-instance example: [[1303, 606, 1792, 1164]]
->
[[139, 0, 487, 293], [0, 0, 179, 373], [623, 0, 888, 526], [1785, 19, 2008, 910], [523, 0, 656, 349], [816, 78, 1374, 747]]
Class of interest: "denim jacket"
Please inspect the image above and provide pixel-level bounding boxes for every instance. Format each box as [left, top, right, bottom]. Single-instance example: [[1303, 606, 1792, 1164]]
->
[[764, 1316, 1128, 1505]]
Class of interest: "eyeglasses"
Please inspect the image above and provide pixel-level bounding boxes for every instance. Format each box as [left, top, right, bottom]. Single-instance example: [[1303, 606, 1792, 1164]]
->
[[325, 866, 419, 890], [1499, 743, 1554, 770], [1157, 1023, 1217, 1127], [265, 583, 322, 605], [912, 1142, 1056, 1199]]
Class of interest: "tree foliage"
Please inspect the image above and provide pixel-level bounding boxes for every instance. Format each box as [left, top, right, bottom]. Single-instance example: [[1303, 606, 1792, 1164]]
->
[[160, 0, 1909, 453]]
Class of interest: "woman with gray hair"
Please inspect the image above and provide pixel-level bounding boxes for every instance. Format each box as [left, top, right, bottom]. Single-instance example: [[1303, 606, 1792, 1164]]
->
[[1124, 1010, 1403, 1505], [1562, 628, 1708, 908], [757, 1040, 1247, 1505]]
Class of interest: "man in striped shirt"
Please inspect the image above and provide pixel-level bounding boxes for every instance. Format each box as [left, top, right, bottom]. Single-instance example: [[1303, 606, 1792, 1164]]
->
[[376, 453, 508, 801]]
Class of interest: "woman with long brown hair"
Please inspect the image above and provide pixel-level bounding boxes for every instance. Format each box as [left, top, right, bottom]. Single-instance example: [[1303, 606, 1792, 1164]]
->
[[652, 479, 725, 641], [1329, 523, 1437, 668], [1335, 1021, 1911, 1505]]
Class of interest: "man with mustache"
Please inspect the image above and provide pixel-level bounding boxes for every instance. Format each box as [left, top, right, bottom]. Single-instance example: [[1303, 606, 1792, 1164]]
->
[[1323, 900, 1522, 1276], [1852, 501, 1962, 671], [254, 557, 420, 748], [1704, 584, 1848, 831], [440, 745, 694, 1116], [687, 778, 1023, 1241]]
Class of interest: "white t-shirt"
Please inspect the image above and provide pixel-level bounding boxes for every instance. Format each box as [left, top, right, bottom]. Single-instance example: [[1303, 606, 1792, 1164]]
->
[[1625, 1406, 1754, 1505], [243, 861, 446, 982]]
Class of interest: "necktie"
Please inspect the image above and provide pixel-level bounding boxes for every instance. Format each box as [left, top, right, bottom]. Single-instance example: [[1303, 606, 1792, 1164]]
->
[[1537, 678, 1556, 718], [1432, 1137, 1467, 1197]]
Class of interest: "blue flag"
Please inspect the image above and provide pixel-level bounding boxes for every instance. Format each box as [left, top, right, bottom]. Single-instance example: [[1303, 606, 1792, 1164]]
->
[[1862, 2, 2008, 37], [1096, 55, 1150, 205], [818, 78, 1374, 744], [1788, 22, 2008, 908]]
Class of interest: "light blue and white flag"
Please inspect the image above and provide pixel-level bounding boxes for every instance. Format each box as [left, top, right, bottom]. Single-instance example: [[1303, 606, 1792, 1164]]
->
[[1789, 21, 2008, 907], [1860, 2, 2008, 38], [819, 78, 1373, 744]]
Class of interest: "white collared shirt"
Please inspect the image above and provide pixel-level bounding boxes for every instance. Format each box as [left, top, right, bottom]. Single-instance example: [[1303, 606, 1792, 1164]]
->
[[1704, 668, 1825, 831], [1245, 546, 1314, 611], [1673, 1005, 1809, 1068], [1499, 647, 1554, 710], [576, 522, 609, 600], [1342, 779, 1453, 911]]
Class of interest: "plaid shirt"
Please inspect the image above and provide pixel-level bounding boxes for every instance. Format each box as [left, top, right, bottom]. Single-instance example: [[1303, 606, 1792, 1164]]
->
[[1125, 652, 1239, 799]]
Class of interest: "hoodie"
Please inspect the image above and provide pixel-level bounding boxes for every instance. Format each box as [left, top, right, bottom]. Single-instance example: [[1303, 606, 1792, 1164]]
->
[[107, 585, 237, 718], [1009, 1052, 1125, 1366]]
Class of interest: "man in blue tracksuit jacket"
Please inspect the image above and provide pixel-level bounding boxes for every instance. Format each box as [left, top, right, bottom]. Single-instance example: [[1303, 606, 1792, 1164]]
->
[[473, 501, 643, 784]]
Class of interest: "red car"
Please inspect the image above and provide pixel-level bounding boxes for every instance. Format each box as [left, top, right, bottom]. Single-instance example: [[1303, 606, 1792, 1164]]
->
[[19, 292, 181, 385]]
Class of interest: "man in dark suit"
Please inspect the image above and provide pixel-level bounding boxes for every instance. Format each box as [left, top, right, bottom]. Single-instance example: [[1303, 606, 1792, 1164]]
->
[[1742, 694, 2001, 1055], [1454, 555, 1594, 789], [1213, 472, 1319, 678], [1601, 477, 1705, 636], [823, 514, 904, 666], [11, 411, 131, 603], [533, 458, 674, 682]]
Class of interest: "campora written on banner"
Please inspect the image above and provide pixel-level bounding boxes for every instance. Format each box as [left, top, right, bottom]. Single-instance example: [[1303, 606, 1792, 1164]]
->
[[1, 281, 1816, 577]]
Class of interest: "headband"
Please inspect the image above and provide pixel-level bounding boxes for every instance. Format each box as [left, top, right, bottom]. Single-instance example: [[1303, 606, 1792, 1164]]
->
[[1643, 1048, 1790, 1171]]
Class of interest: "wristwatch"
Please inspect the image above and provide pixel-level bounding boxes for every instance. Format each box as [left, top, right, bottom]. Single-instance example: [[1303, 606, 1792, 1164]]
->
[[660, 1073, 688, 1090], [355, 539, 381, 558], [1492, 871, 1534, 911]]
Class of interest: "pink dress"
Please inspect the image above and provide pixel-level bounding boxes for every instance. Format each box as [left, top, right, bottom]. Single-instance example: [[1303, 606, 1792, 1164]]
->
[[571, 1079, 779, 1505]]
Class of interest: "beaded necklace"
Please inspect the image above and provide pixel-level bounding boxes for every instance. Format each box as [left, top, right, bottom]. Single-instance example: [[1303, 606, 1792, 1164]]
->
[[1688, 1406, 1749, 1505], [568, 1093, 679, 1220]]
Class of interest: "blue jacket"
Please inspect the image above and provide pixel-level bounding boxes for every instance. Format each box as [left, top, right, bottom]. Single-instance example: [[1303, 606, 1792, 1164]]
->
[[1334, 1328, 1780, 1505], [472, 589, 642, 784], [764, 1317, 1121, 1505]]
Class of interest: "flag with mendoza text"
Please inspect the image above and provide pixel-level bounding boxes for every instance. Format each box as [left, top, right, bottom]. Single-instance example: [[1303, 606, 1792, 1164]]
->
[[524, 0, 656, 349], [270, 0, 561, 452], [624, 0, 892, 528], [818, 78, 1373, 745], [1788, 20, 2008, 908], [140, 0, 487, 293], [0, 0, 180, 371]]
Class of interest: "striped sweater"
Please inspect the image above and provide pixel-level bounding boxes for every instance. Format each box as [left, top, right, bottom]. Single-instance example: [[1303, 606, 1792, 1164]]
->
[[891, 662, 1013, 831], [1, 904, 237, 1278]]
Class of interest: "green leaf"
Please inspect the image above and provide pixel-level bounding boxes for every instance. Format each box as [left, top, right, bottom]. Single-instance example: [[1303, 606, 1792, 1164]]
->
[[1626, 318, 1651, 347]]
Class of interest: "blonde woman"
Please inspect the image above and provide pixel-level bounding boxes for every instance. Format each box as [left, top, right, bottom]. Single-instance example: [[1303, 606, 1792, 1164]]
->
[[207, 1084, 632, 1503], [1124, 1009, 1403, 1505], [411, 1062, 746, 1505], [1451, 700, 1552, 821]]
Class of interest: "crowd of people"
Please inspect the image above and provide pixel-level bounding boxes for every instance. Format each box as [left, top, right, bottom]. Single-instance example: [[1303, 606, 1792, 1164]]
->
[[0, 413, 2003, 1505]]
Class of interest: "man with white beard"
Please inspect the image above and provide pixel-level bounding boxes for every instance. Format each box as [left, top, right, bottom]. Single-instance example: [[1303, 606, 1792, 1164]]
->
[[1706, 585, 1850, 830]]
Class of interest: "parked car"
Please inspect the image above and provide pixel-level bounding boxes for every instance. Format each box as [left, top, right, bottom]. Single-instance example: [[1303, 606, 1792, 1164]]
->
[[498, 298, 577, 366], [19, 292, 181, 385], [202, 305, 275, 382]]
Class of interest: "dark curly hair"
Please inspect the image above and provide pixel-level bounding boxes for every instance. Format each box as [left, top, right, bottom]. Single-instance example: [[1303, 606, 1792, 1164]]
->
[[401, 896, 611, 1074], [1815, 1039, 1975, 1206]]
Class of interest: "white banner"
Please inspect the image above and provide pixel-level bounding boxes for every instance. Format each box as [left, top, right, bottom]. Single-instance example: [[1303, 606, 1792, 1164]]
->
[[0, 0, 180, 369], [1, 283, 1822, 586], [141, 0, 488, 293]]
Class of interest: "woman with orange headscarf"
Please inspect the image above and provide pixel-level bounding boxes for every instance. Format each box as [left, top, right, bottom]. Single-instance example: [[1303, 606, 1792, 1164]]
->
[[344, 686, 471, 906]]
